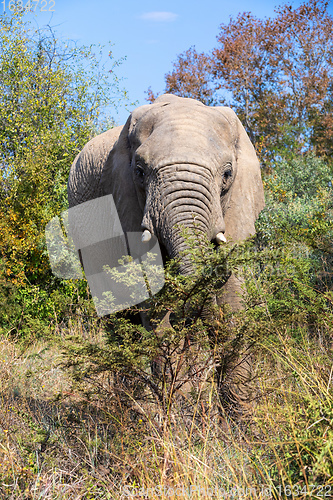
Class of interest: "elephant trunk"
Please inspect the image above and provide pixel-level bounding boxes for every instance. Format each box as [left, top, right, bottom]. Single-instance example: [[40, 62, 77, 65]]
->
[[153, 165, 217, 275]]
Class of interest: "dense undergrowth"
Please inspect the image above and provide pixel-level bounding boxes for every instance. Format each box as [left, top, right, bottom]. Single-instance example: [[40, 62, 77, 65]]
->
[[0, 154, 332, 498]]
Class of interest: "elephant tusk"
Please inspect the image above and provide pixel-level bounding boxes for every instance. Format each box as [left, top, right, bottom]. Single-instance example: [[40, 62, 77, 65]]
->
[[216, 232, 227, 244], [141, 229, 152, 242]]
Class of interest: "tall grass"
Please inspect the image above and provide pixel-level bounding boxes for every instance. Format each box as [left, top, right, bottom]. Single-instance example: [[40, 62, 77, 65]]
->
[[1, 153, 332, 498], [0, 301, 332, 499]]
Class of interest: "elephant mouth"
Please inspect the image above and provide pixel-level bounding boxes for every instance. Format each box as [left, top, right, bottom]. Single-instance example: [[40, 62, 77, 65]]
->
[[158, 239, 169, 268]]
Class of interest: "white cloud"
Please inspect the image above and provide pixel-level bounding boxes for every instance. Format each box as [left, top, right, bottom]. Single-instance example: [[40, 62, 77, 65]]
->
[[140, 11, 178, 22]]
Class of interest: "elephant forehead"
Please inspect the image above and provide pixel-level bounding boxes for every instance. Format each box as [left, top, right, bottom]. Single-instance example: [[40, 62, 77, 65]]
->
[[135, 124, 234, 168], [132, 103, 234, 146]]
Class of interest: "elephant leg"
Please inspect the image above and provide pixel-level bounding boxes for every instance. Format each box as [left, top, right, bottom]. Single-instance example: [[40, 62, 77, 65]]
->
[[216, 343, 253, 418], [215, 274, 254, 418], [149, 310, 213, 409], [150, 311, 190, 383]]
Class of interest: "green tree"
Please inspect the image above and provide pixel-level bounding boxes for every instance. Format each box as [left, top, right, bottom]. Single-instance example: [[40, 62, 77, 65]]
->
[[0, 13, 125, 282], [0, 13, 126, 335], [257, 155, 333, 293]]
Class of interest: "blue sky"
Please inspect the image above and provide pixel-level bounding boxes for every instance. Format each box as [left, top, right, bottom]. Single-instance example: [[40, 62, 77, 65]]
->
[[17, 0, 333, 125]]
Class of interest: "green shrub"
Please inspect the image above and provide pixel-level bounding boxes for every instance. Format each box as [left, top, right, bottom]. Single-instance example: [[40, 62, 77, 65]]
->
[[0, 13, 126, 338]]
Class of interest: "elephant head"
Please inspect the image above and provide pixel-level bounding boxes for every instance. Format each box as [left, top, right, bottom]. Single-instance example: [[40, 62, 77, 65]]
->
[[68, 94, 264, 283]]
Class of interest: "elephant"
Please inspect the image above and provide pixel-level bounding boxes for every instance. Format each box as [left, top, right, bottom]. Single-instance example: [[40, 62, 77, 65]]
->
[[67, 94, 265, 412]]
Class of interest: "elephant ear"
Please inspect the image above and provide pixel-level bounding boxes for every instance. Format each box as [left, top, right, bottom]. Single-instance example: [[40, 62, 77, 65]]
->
[[217, 107, 265, 242], [99, 116, 143, 233], [68, 126, 123, 209]]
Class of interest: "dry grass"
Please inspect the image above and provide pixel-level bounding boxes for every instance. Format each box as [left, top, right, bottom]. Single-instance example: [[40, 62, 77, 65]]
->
[[0, 324, 332, 499]]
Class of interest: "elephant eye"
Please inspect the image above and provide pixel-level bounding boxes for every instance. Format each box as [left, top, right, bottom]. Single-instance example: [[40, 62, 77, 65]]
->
[[135, 164, 145, 180], [223, 168, 232, 181], [221, 165, 233, 191]]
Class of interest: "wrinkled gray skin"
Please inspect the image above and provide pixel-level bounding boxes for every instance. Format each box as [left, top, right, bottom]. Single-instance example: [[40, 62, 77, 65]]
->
[[68, 94, 265, 409]]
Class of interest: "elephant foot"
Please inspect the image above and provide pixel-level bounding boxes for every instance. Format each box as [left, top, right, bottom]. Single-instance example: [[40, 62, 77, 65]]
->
[[217, 350, 254, 419]]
